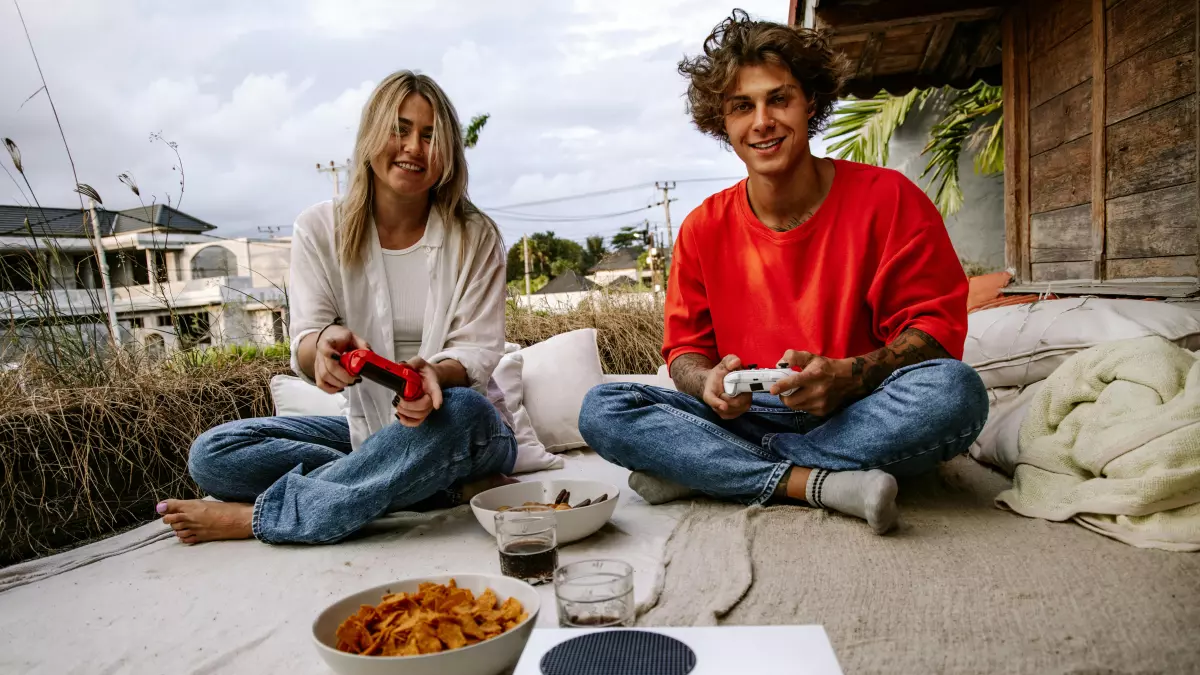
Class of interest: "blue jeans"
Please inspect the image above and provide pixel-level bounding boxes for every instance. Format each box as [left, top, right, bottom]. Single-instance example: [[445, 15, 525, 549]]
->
[[188, 388, 517, 544], [578, 359, 988, 504]]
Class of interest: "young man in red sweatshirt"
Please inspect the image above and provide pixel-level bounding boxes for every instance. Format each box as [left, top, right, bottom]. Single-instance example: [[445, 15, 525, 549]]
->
[[579, 10, 988, 534]]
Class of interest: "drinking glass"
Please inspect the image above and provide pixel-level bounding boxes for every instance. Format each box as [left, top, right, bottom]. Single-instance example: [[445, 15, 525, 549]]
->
[[553, 559, 635, 627], [494, 506, 558, 586]]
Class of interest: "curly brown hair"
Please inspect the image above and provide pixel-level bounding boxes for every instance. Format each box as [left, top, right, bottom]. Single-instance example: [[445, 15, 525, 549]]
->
[[678, 9, 848, 144]]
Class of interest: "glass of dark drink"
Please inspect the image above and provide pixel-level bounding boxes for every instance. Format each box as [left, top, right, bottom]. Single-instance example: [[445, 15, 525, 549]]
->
[[494, 506, 558, 586], [553, 559, 635, 628]]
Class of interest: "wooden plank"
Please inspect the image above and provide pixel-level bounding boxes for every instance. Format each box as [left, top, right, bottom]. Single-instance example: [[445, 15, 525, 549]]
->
[[919, 20, 956, 73], [1092, 0, 1107, 281], [1031, 134, 1092, 213], [1032, 260, 1094, 281], [1030, 24, 1093, 108], [1003, 5, 1031, 280], [966, 20, 1004, 81], [886, 23, 936, 38], [857, 32, 885, 79], [1106, 94, 1197, 199], [1106, 0, 1195, 67], [880, 29, 933, 55], [1108, 256, 1199, 279], [816, 3, 1005, 34], [875, 54, 924, 76], [1030, 204, 1093, 262], [1005, 279, 1199, 296], [1029, 0, 1092, 58], [1106, 24, 1195, 125], [1030, 80, 1092, 156], [1106, 183, 1200, 257]]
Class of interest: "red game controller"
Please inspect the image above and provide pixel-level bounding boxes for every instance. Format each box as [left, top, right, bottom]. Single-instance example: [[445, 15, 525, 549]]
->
[[338, 349, 425, 401]]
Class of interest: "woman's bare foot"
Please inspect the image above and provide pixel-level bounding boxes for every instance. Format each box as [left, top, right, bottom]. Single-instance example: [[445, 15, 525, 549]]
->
[[158, 499, 254, 544], [461, 474, 518, 502]]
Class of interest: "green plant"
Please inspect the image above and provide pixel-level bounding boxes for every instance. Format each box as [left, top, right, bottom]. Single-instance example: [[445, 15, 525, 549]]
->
[[825, 82, 1003, 216], [463, 113, 490, 149]]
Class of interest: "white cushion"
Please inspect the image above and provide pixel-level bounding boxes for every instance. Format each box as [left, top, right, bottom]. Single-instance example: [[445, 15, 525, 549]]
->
[[519, 328, 605, 452], [492, 352, 564, 474], [964, 299, 1200, 389], [270, 375, 347, 417], [968, 382, 1044, 475]]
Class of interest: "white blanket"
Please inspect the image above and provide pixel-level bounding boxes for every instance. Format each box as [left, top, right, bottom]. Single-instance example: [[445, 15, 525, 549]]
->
[[0, 451, 687, 674], [996, 336, 1200, 550]]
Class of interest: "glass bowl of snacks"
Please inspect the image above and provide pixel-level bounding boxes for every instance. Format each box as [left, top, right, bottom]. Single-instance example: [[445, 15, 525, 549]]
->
[[470, 479, 620, 544], [311, 573, 540, 675]]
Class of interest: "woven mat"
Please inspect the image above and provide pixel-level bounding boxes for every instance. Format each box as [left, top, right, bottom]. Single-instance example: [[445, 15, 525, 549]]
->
[[638, 457, 1200, 675]]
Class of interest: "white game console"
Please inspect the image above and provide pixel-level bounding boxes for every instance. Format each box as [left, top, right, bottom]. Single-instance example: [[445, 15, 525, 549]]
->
[[723, 368, 799, 397]]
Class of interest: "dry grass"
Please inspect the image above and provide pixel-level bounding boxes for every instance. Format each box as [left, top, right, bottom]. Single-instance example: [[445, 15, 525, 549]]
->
[[0, 298, 666, 565], [0, 351, 289, 566], [505, 293, 665, 375]]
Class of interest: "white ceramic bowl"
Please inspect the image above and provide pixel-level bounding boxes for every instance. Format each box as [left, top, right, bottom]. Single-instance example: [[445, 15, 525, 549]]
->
[[311, 573, 540, 675], [470, 479, 620, 544]]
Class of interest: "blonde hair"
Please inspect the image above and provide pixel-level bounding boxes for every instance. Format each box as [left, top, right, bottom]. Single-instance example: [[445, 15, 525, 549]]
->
[[337, 70, 483, 266]]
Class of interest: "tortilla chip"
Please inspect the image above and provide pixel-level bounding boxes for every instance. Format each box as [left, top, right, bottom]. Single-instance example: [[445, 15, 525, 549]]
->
[[437, 621, 468, 650], [334, 581, 524, 657]]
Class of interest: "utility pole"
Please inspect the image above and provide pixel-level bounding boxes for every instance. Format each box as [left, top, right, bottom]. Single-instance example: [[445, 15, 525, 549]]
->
[[87, 199, 120, 348], [523, 235, 532, 299], [654, 181, 677, 265], [316, 159, 351, 200]]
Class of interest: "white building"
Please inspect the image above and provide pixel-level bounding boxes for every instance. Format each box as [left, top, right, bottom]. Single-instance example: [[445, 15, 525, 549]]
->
[[0, 204, 291, 356], [586, 247, 651, 287]]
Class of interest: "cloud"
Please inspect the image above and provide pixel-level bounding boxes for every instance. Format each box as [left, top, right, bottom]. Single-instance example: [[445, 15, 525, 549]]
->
[[0, 0, 786, 244]]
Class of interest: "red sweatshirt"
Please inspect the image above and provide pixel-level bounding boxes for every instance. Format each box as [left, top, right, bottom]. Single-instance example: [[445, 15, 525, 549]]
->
[[662, 159, 967, 369]]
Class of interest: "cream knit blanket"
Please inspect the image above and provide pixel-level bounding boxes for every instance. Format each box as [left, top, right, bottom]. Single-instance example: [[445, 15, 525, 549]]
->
[[996, 335, 1200, 550]]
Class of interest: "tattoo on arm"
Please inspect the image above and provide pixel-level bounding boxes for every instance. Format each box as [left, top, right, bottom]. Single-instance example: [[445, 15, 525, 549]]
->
[[669, 353, 715, 401], [848, 328, 952, 397]]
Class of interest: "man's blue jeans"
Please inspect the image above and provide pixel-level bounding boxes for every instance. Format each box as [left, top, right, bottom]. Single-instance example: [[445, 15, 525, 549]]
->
[[579, 359, 988, 504], [187, 388, 516, 544]]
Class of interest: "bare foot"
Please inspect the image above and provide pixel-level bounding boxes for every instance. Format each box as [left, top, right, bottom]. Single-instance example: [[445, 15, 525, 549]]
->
[[461, 474, 518, 503], [158, 499, 253, 544]]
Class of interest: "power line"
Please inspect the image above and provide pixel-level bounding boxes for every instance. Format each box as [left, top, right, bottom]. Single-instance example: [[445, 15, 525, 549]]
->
[[481, 175, 743, 211], [488, 203, 658, 222]]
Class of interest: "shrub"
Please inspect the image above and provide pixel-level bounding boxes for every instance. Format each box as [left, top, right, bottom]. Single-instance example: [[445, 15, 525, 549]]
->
[[506, 293, 664, 375]]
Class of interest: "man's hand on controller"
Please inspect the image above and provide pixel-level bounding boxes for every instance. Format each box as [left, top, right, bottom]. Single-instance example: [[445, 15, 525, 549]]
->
[[313, 325, 370, 394], [703, 354, 752, 420], [394, 356, 443, 428], [771, 349, 856, 417]]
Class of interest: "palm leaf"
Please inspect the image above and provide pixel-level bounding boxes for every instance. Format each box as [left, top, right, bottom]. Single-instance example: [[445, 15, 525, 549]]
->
[[825, 89, 926, 167], [918, 82, 1003, 216]]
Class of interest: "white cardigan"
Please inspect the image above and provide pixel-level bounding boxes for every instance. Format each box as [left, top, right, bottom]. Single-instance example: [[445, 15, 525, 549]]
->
[[287, 200, 510, 449]]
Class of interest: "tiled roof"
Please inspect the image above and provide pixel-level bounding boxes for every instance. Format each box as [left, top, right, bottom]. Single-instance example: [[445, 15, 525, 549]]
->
[[0, 204, 215, 238]]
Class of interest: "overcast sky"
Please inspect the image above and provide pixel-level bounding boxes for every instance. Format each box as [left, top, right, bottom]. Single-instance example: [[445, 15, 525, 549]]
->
[[0, 0, 831, 249]]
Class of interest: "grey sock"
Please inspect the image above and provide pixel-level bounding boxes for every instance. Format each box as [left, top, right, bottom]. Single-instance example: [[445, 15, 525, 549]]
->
[[807, 468, 900, 535], [628, 471, 697, 505]]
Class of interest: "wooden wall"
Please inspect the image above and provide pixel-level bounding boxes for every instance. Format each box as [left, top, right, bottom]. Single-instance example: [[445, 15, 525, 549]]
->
[[1005, 0, 1199, 284]]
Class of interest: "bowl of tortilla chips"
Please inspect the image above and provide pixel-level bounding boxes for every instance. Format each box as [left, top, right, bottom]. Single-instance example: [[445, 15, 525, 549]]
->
[[311, 573, 540, 675]]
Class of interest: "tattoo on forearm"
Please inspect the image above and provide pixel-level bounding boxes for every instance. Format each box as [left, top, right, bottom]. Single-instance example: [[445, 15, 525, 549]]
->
[[669, 353, 714, 401], [849, 328, 951, 396]]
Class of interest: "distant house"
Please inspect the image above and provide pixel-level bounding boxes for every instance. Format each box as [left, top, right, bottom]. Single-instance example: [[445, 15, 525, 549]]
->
[[534, 269, 599, 294], [587, 247, 649, 287], [0, 203, 291, 356]]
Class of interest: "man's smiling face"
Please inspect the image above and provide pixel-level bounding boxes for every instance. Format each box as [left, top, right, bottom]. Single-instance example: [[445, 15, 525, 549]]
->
[[722, 61, 814, 178]]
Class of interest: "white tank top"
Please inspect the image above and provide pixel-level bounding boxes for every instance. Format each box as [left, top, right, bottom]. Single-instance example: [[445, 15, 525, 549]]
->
[[380, 234, 429, 363]]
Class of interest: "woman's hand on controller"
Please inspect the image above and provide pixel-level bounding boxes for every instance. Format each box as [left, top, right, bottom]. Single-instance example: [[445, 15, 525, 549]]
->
[[703, 354, 752, 420], [393, 357, 443, 428], [313, 325, 370, 394]]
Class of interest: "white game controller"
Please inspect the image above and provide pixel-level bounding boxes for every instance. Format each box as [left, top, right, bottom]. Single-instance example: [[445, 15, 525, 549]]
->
[[723, 368, 800, 397]]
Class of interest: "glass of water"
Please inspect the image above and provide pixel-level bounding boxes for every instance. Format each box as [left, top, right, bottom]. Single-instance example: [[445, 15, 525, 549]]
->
[[553, 559, 635, 627], [494, 506, 558, 586]]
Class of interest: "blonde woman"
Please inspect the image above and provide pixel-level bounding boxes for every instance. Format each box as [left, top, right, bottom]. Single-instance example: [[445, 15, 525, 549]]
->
[[156, 71, 514, 545]]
